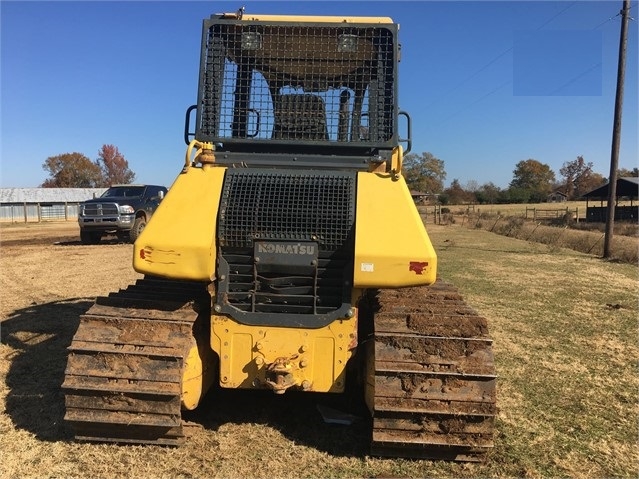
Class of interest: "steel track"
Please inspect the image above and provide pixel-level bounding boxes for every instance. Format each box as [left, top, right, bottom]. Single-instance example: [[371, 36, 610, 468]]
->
[[367, 280, 497, 461], [63, 277, 209, 445], [64, 277, 496, 461]]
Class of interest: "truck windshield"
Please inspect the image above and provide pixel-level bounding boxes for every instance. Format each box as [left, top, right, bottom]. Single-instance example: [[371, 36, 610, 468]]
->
[[101, 186, 145, 198]]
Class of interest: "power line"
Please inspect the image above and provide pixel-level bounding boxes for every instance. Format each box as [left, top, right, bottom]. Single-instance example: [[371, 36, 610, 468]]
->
[[548, 62, 603, 96], [536, 1, 578, 29], [545, 3, 636, 95], [593, 13, 620, 30], [592, 3, 635, 30], [422, 48, 512, 111], [440, 80, 511, 125], [433, 1, 634, 124], [427, 1, 635, 127], [424, 1, 577, 111]]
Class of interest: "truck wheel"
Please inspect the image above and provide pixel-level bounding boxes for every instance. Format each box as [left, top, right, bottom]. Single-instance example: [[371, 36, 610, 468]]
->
[[80, 231, 102, 245], [129, 217, 146, 243]]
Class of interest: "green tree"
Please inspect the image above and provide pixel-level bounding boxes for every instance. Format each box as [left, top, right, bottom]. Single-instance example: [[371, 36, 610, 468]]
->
[[617, 167, 639, 177], [443, 178, 472, 204], [97, 144, 135, 186], [505, 186, 532, 204], [41, 152, 102, 187], [402, 152, 446, 194], [474, 182, 502, 204], [510, 159, 555, 202]]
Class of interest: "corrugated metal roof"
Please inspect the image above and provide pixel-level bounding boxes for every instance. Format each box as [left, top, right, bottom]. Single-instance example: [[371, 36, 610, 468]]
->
[[0, 188, 107, 204]]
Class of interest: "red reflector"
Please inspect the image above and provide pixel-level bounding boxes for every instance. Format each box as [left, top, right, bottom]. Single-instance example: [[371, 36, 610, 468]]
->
[[409, 262, 428, 275]]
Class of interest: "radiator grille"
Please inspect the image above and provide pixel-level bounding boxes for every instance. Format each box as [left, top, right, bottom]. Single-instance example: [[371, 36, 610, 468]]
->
[[216, 169, 356, 326], [199, 20, 396, 146], [218, 170, 356, 251], [221, 250, 349, 317]]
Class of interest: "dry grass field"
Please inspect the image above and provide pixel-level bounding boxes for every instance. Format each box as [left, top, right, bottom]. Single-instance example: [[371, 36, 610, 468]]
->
[[1, 221, 637, 478], [419, 201, 639, 263]]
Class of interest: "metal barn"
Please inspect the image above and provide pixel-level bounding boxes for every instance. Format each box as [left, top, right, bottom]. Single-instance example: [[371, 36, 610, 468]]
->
[[0, 188, 106, 223]]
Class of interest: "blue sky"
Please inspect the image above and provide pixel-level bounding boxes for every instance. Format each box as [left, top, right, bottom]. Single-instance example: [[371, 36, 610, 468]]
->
[[1, 0, 637, 189]]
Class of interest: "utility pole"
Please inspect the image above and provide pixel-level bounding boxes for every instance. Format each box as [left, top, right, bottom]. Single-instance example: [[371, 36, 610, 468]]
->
[[603, 0, 631, 258]]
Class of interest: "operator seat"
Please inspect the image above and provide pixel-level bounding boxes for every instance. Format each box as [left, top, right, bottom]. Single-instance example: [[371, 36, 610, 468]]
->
[[272, 94, 329, 141]]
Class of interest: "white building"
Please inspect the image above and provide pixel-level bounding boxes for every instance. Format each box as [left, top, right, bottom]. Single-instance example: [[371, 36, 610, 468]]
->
[[0, 188, 107, 223]]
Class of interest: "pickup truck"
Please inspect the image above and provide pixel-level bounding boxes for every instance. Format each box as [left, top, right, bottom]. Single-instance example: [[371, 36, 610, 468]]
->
[[78, 184, 168, 244]]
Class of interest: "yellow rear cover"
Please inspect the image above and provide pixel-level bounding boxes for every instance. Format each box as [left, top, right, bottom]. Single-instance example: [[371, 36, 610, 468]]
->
[[133, 166, 226, 280], [354, 172, 437, 287]]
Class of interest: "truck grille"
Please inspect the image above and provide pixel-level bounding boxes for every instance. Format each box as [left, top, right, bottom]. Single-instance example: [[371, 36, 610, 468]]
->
[[83, 203, 118, 216], [216, 169, 356, 327]]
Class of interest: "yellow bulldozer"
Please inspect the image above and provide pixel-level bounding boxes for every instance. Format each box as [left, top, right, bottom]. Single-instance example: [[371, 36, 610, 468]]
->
[[63, 10, 496, 461]]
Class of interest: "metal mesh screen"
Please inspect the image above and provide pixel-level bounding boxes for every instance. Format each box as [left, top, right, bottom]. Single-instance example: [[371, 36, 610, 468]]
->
[[218, 170, 356, 250], [199, 21, 396, 146]]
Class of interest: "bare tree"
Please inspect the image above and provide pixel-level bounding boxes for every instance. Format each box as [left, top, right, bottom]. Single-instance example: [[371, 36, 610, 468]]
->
[[559, 156, 593, 199], [97, 144, 135, 186]]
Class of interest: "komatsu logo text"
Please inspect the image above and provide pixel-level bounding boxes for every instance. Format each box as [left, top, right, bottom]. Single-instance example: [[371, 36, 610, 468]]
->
[[257, 243, 315, 255]]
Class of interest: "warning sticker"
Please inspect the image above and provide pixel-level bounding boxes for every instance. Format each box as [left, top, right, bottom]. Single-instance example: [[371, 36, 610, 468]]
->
[[361, 263, 374, 272]]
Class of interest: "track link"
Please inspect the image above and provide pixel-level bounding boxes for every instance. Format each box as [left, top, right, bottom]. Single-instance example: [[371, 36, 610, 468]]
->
[[63, 277, 209, 445], [367, 280, 497, 462]]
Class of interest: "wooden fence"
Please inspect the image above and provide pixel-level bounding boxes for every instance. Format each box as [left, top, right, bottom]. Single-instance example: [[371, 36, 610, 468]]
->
[[525, 207, 579, 222]]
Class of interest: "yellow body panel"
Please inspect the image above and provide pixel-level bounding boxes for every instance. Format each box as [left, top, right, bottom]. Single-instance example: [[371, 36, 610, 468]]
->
[[133, 165, 226, 280], [354, 171, 437, 287], [211, 313, 357, 393], [222, 13, 393, 24]]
